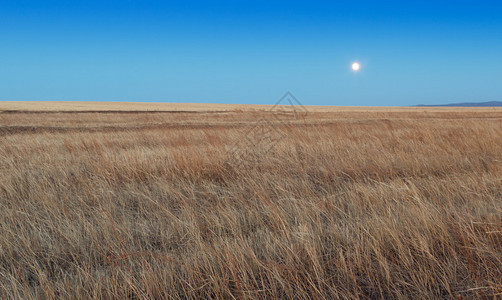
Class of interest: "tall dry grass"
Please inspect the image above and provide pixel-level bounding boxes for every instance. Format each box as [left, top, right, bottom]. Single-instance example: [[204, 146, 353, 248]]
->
[[0, 108, 501, 299]]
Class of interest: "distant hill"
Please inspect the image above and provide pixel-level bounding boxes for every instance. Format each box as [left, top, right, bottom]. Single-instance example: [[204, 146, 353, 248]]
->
[[417, 101, 502, 107]]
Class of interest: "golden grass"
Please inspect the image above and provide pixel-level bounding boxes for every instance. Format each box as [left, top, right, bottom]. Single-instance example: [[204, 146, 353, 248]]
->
[[0, 105, 501, 299]]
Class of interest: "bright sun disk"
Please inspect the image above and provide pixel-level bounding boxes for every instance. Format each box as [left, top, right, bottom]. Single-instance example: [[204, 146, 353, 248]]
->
[[352, 62, 360, 71]]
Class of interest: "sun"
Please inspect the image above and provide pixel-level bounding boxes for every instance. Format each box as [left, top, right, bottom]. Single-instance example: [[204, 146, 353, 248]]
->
[[352, 62, 360, 71]]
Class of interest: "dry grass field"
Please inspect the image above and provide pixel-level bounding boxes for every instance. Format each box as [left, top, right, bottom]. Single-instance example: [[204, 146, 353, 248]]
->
[[1, 102, 502, 299]]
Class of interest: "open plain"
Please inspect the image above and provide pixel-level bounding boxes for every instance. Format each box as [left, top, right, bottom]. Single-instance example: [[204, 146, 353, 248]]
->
[[1, 102, 502, 299]]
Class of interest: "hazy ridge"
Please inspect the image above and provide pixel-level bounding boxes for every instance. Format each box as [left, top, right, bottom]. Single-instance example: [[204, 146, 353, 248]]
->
[[417, 101, 502, 107]]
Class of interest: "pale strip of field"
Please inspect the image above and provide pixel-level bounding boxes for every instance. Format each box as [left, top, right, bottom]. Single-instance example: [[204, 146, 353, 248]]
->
[[0, 101, 246, 112], [1, 101, 501, 112]]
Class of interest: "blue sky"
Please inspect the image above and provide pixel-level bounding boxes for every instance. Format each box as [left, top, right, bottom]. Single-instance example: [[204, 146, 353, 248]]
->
[[1, 0, 501, 105]]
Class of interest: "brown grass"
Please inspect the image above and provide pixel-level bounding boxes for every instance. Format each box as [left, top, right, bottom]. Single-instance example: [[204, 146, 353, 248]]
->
[[0, 105, 501, 299]]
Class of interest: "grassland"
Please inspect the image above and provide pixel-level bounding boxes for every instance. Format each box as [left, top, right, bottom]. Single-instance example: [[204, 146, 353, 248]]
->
[[0, 102, 501, 299]]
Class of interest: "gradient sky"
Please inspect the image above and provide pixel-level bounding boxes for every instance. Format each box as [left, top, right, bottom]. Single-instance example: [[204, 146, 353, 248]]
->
[[1, 0, 501, 105]]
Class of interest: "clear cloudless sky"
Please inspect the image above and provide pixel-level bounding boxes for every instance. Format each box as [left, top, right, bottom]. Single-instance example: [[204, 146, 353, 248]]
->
[[1, 0, 501, 105]]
